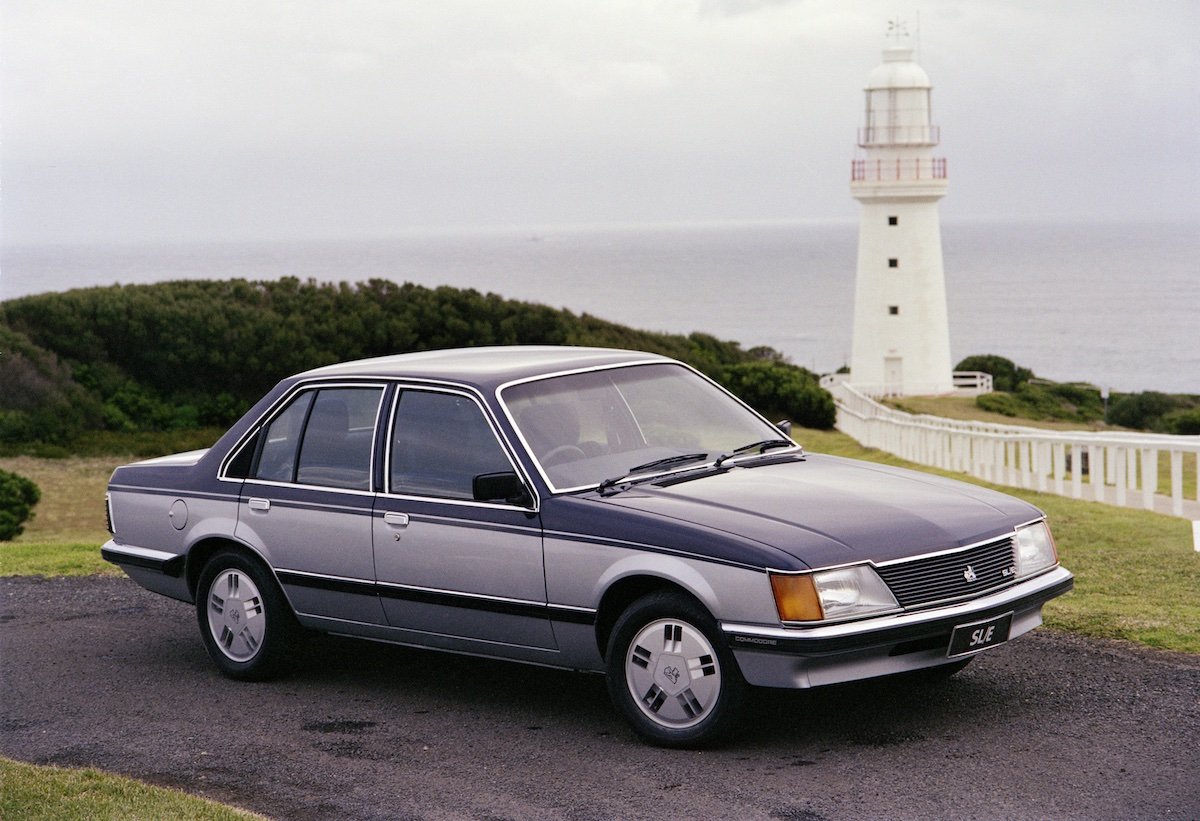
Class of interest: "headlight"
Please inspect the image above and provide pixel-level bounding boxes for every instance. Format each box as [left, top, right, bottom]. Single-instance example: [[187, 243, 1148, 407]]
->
[[1014, 520, 1058, 577], [771, 565, 899, 623]]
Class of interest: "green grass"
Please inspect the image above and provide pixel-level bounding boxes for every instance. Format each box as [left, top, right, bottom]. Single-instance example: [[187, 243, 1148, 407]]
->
[[883, 395, 1113, 431], [0, 455, 123, 544], [0, 542, 120, 577], [0, 757, 265, 821]]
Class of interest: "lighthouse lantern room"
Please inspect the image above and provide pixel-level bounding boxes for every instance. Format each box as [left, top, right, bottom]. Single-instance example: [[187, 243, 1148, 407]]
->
[[848, 26, 953, 396]]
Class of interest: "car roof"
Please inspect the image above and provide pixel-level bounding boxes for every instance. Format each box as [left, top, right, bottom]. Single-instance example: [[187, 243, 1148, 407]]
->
[[297, 346, 673, 392]]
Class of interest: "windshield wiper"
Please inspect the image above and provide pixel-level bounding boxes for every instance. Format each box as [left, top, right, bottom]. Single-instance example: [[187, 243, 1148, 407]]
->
[[598, 452, 710, 494], [713, 438, 795, 469], [628, 452, 710, 474]]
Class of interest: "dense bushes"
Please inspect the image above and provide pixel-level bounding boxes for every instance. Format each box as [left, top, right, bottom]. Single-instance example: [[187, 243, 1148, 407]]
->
[[958, 354, 1199, 432], [0, 469, 40, 541], [955, 355, 1034, 393], [974, 380, 1105, 424], [0, 278, 836, 448], [720, 360, 835, 429], [1107, 391, 1200, 434]]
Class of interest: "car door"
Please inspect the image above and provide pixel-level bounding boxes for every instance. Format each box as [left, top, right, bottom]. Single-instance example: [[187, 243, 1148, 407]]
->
[[234, 383, 387, 626], [372, 386, 554, 652]]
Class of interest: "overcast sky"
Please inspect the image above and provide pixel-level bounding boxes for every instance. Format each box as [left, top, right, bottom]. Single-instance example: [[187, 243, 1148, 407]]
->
[[2, 0, 1197, 245]]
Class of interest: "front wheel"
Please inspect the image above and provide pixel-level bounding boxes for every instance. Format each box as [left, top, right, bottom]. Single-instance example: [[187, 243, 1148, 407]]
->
[[606, 591, 745, 748], [196, 549, 298, 681]]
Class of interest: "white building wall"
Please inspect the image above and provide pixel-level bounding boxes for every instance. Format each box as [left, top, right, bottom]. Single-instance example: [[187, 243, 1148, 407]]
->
[[850, 197, 954, 395], [848, 41, 954, 396]]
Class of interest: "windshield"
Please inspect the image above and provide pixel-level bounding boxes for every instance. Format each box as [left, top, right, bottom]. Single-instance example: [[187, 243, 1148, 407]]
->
[[502, 362, 788, 491]]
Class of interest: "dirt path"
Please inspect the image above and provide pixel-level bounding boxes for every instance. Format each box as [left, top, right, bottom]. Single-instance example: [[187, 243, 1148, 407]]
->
[[3, 576, 1198, 820]]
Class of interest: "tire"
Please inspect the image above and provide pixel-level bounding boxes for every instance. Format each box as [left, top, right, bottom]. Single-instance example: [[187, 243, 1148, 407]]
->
[[196, 549, 299, 681], [605, 591, 746, 748]]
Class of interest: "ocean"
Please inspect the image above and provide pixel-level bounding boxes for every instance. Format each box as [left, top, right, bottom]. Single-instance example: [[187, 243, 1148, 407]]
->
[[2, 219, 1196, 394]]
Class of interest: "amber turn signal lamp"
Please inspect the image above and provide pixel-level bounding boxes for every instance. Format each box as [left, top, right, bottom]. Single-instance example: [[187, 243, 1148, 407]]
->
[[770, 573, 824, 622]]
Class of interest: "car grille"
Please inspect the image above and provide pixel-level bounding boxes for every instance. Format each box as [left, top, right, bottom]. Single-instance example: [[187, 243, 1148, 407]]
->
[[875, 536, 1017, 608]]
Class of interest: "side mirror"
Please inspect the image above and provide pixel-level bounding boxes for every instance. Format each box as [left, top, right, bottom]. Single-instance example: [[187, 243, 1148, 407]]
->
[[775, 419, 792, 437], [473, 472, 534, 508]]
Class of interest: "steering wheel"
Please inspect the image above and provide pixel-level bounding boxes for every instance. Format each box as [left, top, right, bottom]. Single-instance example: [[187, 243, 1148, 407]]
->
[[542, 445, 587, 466]]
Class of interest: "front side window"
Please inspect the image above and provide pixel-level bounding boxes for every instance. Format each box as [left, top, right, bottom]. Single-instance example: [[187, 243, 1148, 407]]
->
[[251, 386, 383, 490], [389, 390, 513, 501]]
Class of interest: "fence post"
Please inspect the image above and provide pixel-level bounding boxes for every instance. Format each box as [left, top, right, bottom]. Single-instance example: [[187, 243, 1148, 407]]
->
[[1141, 448, 1157, 511], [1115, 447, 1127, 507], [1090, 445, 1105, 503], [1053, 442, 1065, 496], [1171, 451, 1184, 517]]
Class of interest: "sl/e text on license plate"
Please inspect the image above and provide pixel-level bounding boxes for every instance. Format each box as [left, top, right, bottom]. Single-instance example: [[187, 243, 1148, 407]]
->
[[947, 611, 1013, 657]]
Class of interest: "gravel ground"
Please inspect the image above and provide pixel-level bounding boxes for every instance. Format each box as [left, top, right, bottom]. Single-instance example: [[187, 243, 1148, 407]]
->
[[2, 575, 1199, 820]]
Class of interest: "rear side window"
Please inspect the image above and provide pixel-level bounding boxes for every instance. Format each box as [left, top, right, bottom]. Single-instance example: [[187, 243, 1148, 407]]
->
[[250, 386, 383, 490], [254, 392, 314, 483], [389, 390, 512, 500], [295, 388, 383, 490]]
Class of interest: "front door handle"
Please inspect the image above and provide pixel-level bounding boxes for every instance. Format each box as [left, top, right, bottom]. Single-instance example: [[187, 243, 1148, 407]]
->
[[248, 498, 271, 512]]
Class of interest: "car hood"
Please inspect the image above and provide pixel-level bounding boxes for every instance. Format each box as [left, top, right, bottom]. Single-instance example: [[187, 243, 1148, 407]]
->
[[596, 453, 1041, 569]]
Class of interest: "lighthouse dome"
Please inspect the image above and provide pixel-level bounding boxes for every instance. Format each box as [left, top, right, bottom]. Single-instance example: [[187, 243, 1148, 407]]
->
[[866, 44, 930, 89]]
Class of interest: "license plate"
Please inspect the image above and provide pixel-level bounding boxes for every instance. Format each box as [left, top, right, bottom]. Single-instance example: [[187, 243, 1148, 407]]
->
[[947, 611, 1013, 657]]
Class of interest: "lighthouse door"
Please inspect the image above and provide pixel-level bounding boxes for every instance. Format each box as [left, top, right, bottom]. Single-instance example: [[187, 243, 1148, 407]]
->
[[884, 357, 903, 396]]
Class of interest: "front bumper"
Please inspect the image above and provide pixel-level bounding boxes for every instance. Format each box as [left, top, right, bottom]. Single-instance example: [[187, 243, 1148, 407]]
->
[[722, 565, 1074, 688]]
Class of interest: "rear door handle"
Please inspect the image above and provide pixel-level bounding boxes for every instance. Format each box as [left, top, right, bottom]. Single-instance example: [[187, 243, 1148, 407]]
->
[[248, 498, 271, 512], [383, 512, 410, 527]]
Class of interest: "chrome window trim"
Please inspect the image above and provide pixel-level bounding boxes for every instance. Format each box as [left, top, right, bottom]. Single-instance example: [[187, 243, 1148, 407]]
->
[[496, 359, 795, 495], [214, 376, 540, 507], [217, 379, 389, 489], [381, 382, 540, 513]]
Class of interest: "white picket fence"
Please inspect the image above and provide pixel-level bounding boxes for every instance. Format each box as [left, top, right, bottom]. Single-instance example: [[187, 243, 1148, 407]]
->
[[825, 383, 1200, 533]]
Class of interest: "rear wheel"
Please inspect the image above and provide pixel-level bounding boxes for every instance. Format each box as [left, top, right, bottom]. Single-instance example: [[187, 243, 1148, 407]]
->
[[196, 549, 298, 680], [606, 591, 745, 748]]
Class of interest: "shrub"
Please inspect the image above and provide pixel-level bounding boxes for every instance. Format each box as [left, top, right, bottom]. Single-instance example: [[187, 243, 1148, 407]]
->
[[1163, 408, 1200, 436], [719, 360, 836, 430], [0, 469, 40, 541], [955, 354, 1033, 393], [4, 278, 824, 444], [975, 392, 1023, 418], [974, 381, 1103, 424]]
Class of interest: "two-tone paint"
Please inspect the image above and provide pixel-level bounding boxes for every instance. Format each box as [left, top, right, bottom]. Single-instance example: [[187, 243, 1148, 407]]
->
[[103, 346, 1072, 687]]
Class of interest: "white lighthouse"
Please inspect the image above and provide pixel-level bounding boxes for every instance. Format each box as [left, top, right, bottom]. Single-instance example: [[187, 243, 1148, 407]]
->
[[848, 30, 954, 396]]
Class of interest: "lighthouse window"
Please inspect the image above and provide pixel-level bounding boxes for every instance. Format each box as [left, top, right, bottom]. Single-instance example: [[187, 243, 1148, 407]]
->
[[888, 305, 900, 315], [888, 258, 899, 268], [888, 216, 898, 226]]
